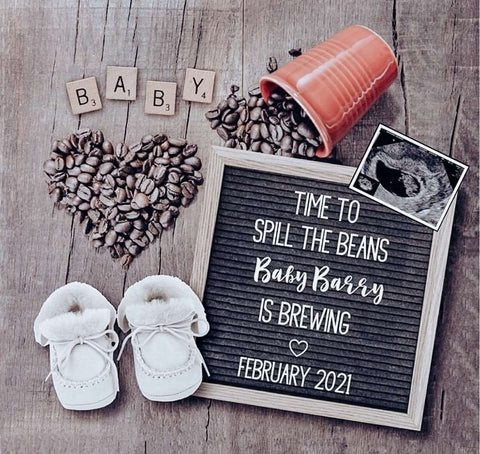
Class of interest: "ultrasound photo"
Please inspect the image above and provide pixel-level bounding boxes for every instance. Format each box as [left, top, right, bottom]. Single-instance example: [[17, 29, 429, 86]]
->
[[350, 125, 468, 230]]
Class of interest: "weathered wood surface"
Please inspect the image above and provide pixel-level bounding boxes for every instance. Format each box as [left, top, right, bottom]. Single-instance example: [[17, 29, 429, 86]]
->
[[0, 0, 477, 453]]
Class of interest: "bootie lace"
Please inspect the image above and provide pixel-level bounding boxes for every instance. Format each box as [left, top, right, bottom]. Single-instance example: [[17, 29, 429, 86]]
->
[[117, 311, 210, 376], [45, 329, 120, 390]]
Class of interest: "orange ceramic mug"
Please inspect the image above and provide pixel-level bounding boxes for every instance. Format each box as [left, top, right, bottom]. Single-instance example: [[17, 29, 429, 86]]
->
[[260, 25, 398, 158]]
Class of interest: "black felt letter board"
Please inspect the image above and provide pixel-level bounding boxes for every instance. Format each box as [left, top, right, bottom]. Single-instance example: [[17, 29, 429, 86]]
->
[[198, 165, 433, 413]]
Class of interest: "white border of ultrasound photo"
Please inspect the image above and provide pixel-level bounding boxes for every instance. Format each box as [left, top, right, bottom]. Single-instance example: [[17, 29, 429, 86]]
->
[[348, 124, 468, 231]]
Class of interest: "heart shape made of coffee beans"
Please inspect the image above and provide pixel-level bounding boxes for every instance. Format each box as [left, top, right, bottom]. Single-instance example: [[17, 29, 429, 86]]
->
[[43, 129, 203, 268]]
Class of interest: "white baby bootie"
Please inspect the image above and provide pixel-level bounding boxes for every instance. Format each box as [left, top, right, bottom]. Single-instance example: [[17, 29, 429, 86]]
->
[[34, 282, 119, 410], [117, 275, 210, 402]]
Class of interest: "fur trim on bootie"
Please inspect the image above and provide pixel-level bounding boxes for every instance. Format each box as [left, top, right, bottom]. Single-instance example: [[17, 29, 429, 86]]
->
[[38, 308, 111, 342], [118, 275, 209, 335], [34, 282, 116, 346], [126, 298, 194, 327]]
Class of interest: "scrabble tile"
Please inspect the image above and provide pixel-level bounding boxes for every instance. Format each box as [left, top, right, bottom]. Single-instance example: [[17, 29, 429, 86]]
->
[[106, 66, 137, 100], [182, 68, 215, 104], [66, 77, 102, 115], [145, 81, 177, 116]]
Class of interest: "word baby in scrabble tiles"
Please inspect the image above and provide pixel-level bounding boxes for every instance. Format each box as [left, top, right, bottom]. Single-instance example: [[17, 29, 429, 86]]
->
[[65, 67, 216, 115]]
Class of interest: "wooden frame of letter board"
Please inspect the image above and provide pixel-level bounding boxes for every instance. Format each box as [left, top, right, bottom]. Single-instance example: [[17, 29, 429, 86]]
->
[[191, 146, 455, 431]]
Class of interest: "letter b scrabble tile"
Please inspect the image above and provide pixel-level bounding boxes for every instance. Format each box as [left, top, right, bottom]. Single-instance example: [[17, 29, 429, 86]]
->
[[182, 68, 215, 103], [66, 77, 102, 115], [145, 81, 177, 115], [106, 66, 137, 100]]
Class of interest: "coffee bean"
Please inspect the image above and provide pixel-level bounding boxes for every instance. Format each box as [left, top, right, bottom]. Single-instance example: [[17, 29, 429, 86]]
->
[[191, 170, 204, 185], [65, 176, 79, 191], [184, 156, 202, 170], [130, 228, 143, 240], [266, 56, 278, 73], [269, 124, 283, 143], [171, 155, 183, 167], [289, 48, 302, 57], [80, 164, 96, 174], [280, 135, 293, 151], [114, 220, 132, 234], [65, 155, 75, 169], [180, 164, 194, 174], [115, 187, 127, 203], [205, 109, 220, 120], [183, 144, 197, 157], [260, 142, 274, 154], [251, 140, 262, 152], [167, 171, 181, 184], [170, 137, 188, 148], [215, 100, 227, 114], [86, 156, 100, 167], [43, 160, 57, 175], [306, 146, 316, 158], [99, 162, 114, 175], [148, 187, 160, 204], [102, 141, 114, 154], [74, 154, 85, 166], [270, 91, 284, 102], [140, 178, 155, 195], [51, 187, 62, 202], [54, 157, 65, 171], [224, 112, 239, 125], [99, 194, 116, 207], [216, 126, 229, 141], [181, 181, 196, 198], [120, 254, 133, 269], [248, 85, 261, 96], [223, 123, 236, 132], [133, 192, 149, 209], [87, 209, 101, 223], [125, 210, 140, 220], [159, 210, 173, 228], [210, 119, 221, 129], [298, 141, 308, 156], [306, 137, 320, 147], [291, 130, 303, 141], [227, 97, 238, 110], [152, 165, 167, 183], [225, 138, 236, 148], [115, 143, 129, 159], [77, 185, 92, 201], [260, 123, 270, 139], [77, 173, 93, 184], [135, 174, 146, 190], [57, 140, 72, 154], [297, 122, 315, 139]]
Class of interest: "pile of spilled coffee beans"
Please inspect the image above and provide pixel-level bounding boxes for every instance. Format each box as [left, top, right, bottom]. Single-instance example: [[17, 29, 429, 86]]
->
[[43, 129, 203, 268], [205, 86, 324, 159], [205, 49, 326, 159]]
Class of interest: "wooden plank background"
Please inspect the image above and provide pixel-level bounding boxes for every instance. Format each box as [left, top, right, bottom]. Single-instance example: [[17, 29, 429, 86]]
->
[[0, 0, 478, 453]]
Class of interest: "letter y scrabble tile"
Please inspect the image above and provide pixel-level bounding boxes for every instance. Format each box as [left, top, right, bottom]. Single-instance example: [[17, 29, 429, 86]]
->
[[182, 68, 215, 103]]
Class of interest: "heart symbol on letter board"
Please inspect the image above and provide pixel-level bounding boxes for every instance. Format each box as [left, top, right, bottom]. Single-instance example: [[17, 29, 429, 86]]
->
[[43, 129, 203, 268], [289, 339, 309, 358]]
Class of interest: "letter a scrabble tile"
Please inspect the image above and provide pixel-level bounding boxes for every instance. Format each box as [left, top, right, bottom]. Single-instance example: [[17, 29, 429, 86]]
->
[[145, 81, 177, 116], [106, 66, 138, 100], [182, 68, 215, 103], [66, 77, 102, 115]]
